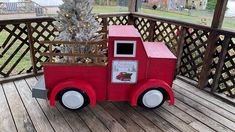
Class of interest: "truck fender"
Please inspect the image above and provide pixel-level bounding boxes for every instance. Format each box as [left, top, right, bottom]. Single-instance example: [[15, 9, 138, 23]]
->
[[129, 79, 174, 106], [48, 79, 96, 107]]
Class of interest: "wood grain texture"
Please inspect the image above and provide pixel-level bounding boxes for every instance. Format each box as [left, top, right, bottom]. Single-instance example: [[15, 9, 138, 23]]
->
[[114, 103, 163, 132], [3, 82, 36, 132], [174, 91, 235, 131], [154, 107, 197, 132], [77, 107, 109, 132], [56, 104, 91, 132], [189, 121, 215, 132], [0, 84, 17, 132], [25, 77, 74, 132], [174, 79, 235, 115], [90, 104, 127, 132], [1, 77, 235, 132], [162, 103, 195, 124], [134, 106, 180, 132], [14, 80, 54, 132], [173, 84, 235, 123], [100, 102, 145, 132], [174, 99, 233, 132]]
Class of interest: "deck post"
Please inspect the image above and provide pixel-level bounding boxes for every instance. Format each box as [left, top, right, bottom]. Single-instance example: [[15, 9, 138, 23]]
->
[[128, 0, 137, 12], [211, 36, 231, 92], [211, 0, 229, 28], [102, 17, 108, 38], [26, 23, 37, 76], [148, 20, 156, 42], [176, 27, 187, 75], [198, 0, 228, 89]]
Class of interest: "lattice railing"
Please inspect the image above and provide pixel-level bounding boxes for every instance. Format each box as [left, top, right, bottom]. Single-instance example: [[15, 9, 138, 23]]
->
[[131, 13, 235, 98], [0, 23, 31, 77], [208, 36, 235, 98], [133, 17, 150, 41], [0, 12, 235, 99], [0, 13, 129, 79], [179, 28, 209, 81], [218, 38, 235, 97], [153, 22, 180, 55]]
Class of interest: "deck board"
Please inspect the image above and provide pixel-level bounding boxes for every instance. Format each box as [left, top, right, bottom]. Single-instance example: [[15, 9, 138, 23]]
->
[[25, 77, 75, 132], [14, 80, 55, 132], [3, 82, 35, 132], [0, 77, 235, 132], [0, 84, 17, 132], [174, 79, 235, 115]]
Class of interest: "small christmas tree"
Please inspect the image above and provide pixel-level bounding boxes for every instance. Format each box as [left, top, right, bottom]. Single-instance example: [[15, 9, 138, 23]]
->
[[54, 0, 103, 41], [52, 0, 105, 64]]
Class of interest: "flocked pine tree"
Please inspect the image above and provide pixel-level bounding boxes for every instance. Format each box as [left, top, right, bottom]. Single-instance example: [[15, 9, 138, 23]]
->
[[52, 0, 105, 63], [53, 0, 103, 41]]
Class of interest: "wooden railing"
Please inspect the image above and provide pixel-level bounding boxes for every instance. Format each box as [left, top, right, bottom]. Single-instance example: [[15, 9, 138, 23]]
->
[[39, 40, 108, 66], [0, 12, 234, 100], [0, 2, 46, 16]]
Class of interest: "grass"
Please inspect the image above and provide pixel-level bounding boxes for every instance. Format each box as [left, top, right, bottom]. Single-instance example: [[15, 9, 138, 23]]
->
[[0, 29, 31, 76], [92, 5, 235, 31]]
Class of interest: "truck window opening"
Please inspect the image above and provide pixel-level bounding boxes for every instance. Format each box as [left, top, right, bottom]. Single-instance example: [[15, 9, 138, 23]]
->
[[116, 43, 134, 55]]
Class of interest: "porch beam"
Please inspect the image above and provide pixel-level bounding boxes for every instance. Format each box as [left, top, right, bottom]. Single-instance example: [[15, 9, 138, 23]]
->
[[128, 0, 137, 12], [198, 0, 228, 89], [211, 0, 228, 28]]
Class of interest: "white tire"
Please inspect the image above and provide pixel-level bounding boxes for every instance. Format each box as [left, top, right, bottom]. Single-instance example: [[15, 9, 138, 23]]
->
[[59, 89, 89, 110], [138, 88, 166, 109]]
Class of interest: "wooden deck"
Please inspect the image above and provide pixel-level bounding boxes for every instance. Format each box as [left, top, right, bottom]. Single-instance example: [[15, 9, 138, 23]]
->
[[0, 77, 235, 132]]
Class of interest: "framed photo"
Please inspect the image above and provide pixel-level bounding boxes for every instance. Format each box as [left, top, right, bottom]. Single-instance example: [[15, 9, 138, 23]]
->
[[112, 60, 138, 83]]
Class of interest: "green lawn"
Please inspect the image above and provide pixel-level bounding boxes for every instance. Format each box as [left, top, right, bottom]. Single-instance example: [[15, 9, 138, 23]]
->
[[0, 30, 31, 76], [93, 5, 235, 31]]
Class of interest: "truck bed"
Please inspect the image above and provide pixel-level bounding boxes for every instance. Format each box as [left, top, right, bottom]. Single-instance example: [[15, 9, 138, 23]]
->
[[44, 65, 108, 101]]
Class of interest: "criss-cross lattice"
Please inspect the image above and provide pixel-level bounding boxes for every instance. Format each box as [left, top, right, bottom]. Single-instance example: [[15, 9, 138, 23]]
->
[[208, 35, 224, 87], [107, 16, 128, 25], [154, 22, 180, 55], [217, 38, 235, 97], [133, 17, 150, 41], [179, 28, 209, 81], [29, 20, 58, 72], [0, 24, 31, 77]]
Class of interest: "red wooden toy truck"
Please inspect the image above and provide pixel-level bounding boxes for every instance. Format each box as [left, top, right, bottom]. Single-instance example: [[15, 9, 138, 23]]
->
[[33, 25, 177, 110]]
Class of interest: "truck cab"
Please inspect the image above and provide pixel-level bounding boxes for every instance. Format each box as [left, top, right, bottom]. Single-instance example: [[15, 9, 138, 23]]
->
[[33, 25, 177, 110]]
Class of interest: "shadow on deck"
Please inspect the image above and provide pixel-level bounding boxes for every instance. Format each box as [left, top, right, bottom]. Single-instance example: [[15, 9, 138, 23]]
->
[[0, 76, 235, 132]]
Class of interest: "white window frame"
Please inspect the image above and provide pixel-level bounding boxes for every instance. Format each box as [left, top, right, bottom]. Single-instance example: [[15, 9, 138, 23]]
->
[[114, 40, 137, 57]]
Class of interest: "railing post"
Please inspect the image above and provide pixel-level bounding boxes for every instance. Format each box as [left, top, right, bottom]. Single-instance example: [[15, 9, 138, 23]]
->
[[26, 23, 37, 75], [198, 31, 219, 89], [102, 17, 108, 38], [128, 13, 135, 26], [176, 27, 187, 75], [128, 0, 137, 12], [211, 35, 231, 92], [148, 20, 156, 42], [211, 0, 228, 28]]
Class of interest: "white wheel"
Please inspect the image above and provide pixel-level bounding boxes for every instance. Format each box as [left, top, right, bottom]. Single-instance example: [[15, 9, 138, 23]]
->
[[138, 88, 166, 109], [62, 91, 84, 109], [59, 89, 90, 110]]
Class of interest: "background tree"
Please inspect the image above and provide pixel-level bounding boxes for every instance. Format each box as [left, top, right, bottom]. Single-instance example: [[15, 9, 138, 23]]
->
[[207, 0, 217, 11]]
